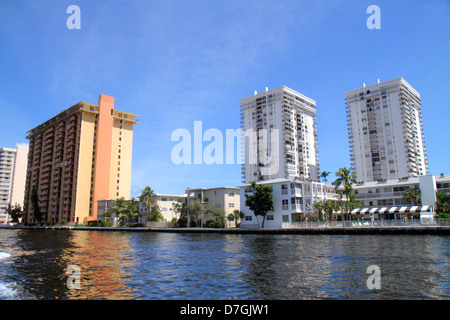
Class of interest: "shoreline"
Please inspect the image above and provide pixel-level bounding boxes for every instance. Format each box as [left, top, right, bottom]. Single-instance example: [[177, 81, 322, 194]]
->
[[1, 225, 449, 235]]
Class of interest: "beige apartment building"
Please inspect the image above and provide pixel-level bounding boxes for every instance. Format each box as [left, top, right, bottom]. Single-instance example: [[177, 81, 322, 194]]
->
[[139, 193, 187, 223], [23, 94, 138, 225], [186, 186, 240, 227]]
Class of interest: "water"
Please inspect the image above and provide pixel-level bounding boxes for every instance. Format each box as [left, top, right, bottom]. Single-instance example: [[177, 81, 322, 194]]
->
[[0, 229, 448, 300]]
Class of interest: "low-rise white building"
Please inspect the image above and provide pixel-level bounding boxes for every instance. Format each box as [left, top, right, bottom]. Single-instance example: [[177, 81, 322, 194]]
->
[[239, 178, 343, 229], [351, 173, 449, 222], [353, 174, 449, 207]]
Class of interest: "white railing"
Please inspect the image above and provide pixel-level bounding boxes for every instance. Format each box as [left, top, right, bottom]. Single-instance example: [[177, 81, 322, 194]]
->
[[282, 218, 450, 228]]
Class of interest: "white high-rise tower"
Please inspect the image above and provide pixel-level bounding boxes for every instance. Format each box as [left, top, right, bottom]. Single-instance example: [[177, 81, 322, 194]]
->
[[240, 86, 319, 184], [345, 77, 428, 183], [0, 144, 28, 223]]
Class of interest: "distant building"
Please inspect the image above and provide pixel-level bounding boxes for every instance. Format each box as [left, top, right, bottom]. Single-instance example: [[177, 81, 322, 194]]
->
[[240, 86, 319, 184], [239, 179, 343, 229], [186, 186, 240, 227], [345, 78, 428, 183], [0, 144, 28, 223], [23, 94, 138, 225]]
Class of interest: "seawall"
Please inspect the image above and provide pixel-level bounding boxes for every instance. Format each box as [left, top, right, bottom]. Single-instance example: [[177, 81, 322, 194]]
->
[[1, 225, 449, 235]]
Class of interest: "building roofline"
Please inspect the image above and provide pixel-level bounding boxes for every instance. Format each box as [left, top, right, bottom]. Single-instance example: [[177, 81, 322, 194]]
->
[[344, 77, 420, 98]]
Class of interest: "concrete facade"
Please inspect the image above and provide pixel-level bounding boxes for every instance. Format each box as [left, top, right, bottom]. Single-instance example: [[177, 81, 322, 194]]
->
[[0, 144, 28, 223], [346, 78, 428, 183], [240, 86, 319, 184], [23, 94, 137, 225]]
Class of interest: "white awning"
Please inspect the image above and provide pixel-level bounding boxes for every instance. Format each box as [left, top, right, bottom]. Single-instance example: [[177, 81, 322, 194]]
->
[[421, 205, 432, 212], [379, 207, 388, 213], [360, 208, 369, 214], [389, 207, 397, 213], [369, 208, 378, 213], [351, 208, 361, 214], [410, 206, 419, 213], [399, 206, 408, 213]]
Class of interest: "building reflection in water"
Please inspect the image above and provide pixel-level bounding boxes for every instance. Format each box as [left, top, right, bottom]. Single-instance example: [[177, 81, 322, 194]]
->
[[2, 229, 449, 300], [62, 231, 138, 299]]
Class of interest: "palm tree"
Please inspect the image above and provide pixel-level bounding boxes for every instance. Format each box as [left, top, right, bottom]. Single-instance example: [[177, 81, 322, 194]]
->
[[435, 190, 450, 214], [403, 187, 421, 206], [333, 167, 357, 221], [139, 186, 156, 209], [139, 186, 156, 221], [109, 198, 127, 226], [321, 171, 331, 185], [228, 209, 244, 228], [125, 197, 140, 225], [323, 200, 339, 221], [313, 201, 325, 220]]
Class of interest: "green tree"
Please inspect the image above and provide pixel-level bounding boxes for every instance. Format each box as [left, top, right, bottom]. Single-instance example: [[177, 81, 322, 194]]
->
[[244, 181, 274, 228], [435, 190, 450, 214], [347, 193, 364, 211], [207, 206, 225, 228], [403, 187, 421, 206], [186, 200, 206, 227], [125, 198, 140, 225], [172, 202, 188, 227], [6, 204, 23, 224], [333, 167, 357, 221], [148, 205, 164, 222], [109, 198, 127, 226]]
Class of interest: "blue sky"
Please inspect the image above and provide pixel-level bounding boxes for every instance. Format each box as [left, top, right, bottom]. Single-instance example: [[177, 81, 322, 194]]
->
[[0, 0, 449, 197]]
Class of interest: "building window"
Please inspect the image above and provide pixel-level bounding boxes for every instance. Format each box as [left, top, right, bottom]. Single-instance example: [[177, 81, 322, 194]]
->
[[229, 203, 235, 208], [245, 216, 252, 221], [267, 215, 274, 220]]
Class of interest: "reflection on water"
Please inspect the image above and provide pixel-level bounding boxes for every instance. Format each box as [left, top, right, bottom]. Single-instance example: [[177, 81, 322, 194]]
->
[[0, 229, 448, 300]]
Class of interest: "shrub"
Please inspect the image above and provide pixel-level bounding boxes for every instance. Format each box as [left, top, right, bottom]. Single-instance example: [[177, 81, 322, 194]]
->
[[101, 220, 111, 227], [206, 220, 224, 228], [128, 222, 145, 228]]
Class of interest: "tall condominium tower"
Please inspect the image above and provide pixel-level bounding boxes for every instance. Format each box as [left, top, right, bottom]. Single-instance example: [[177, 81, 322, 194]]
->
[[240, 86, 319, 184], [0, 144, 28, 223], [23, 94, 138, 225], [345, 78, 428, 183]]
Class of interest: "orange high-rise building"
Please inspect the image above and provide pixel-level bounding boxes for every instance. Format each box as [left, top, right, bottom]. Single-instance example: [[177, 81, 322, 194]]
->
[[23, 94, 138, 225]]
